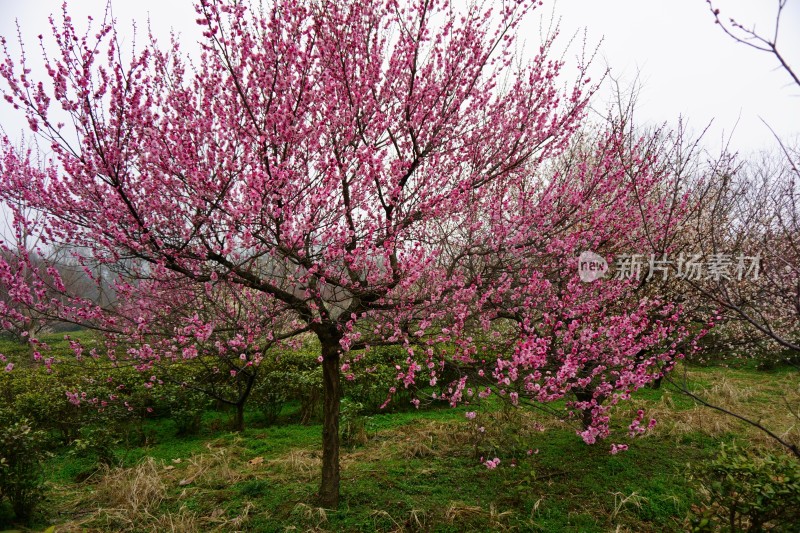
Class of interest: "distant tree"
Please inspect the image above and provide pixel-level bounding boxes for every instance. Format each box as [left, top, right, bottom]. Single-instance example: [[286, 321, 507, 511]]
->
[[112, 276, 303, 432], [702, 0, 800, 355], [656, 0, 800, 458]]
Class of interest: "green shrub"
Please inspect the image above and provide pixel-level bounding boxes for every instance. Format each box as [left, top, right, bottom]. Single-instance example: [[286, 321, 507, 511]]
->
[[161, 385, 210, 436], [688, 444, 800, 532], [69, 425, 121, 466], [339, 398, 368, 447], [254, 344, 420, 424], [0, 369, 82, 443], [250, 386, 285, 426], [340, 345, 424, 414], [259, 348, 322, 424], [0, 364, 150, 446], [0, 409, 48, 522]]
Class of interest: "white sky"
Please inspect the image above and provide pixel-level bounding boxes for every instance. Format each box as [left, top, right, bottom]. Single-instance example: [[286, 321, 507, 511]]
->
[[0, 0, 797, 155]]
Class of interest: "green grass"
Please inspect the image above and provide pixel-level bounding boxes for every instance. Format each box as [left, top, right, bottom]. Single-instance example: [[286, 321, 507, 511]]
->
[[1, 341, 796, 532], [37, 395, 718, 531]]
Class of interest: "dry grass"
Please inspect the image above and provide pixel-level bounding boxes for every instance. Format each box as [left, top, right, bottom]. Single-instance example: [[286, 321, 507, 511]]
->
[[90, 457, 167, 528], [264, 449, 321, 483], [52, 443, 259, 532], [368, 508, 428, 533], [705, 375, 757, 403], [395, 420, 469, 457], [179, 443, 248, 489], [407, 508, 427, 530], [338, 419, 468, 467], [651, 402, 739, 439], [444, 502, 484, 523], [642, 368, 800, 453], [444, 501, 513, 530], [95, 457, 166, 516], [362, 412, 554, 464], [149, 505, 201, 532], [51, 458, 166, 531], [400, 438, 436, 459], [370, 509, 403, 531], [610, 491, 648, 521], [291, 502, 329, 528]]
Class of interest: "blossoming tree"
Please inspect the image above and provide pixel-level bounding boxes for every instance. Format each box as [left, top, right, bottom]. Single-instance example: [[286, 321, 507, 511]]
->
[[0, 0, 691, 505]]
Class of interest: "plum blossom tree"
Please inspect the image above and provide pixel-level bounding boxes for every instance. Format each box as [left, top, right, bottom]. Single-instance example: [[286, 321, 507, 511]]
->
[[637, 0, 800, 459], [703, 0, 800, 356], [111, 275, 304, 432], [420, 120, 697, 445], [0, 0, 691, 505]]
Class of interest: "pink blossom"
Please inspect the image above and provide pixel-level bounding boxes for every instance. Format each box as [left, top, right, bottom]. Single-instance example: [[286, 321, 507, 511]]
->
[[610, 443, 629, 455], [485, 457, 501, 469]]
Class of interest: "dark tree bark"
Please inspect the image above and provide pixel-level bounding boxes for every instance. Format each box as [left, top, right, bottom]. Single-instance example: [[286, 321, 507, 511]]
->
[[318, 334, 342, 508], [232, 402, 245, 432], [574, 389, 596, 430]]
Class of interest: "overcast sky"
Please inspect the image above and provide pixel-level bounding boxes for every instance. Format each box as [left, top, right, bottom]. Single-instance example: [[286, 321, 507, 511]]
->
[[0, 0, 797, 155]]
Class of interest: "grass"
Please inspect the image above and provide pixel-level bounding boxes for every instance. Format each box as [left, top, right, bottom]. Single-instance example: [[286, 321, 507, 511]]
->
[[2, 356, 797, 531], [43, 418, 707, 532]]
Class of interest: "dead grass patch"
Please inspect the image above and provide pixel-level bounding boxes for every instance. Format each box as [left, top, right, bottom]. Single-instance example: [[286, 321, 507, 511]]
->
[[149, 505, 201, 532], [179, 443, 248, 489], [51, 457, 166, 531], [643, 370, 800, 453], [445, 501, 513, 530], [91, 457, 166, 524], [52, 443, 258, 532], [264, 449, 321, 483], [291, 502, 329, 528]]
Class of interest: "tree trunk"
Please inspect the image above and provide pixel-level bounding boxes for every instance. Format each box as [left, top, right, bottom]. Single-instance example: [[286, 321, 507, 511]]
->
[[649, 375, 663, 389], [574, 389, 605, 430], [574, 389, 594, 430], [232, 403, 245, 432], [231, 370, 256, 432], [319, 339, 341, 508]]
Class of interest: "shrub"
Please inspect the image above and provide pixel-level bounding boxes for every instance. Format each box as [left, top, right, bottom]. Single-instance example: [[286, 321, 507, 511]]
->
[[339, 399, 368, 447], [250, 385, 285, 426], [688, 444, 800, 532], [69, 426, 121, 466], [341, 346, 416, 413], [260, 348, 322, 424], [1, 364, 152, 446], [0, 369, 82, 444], [0, 409, 48, 522], [162, 386, 211, 436]]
